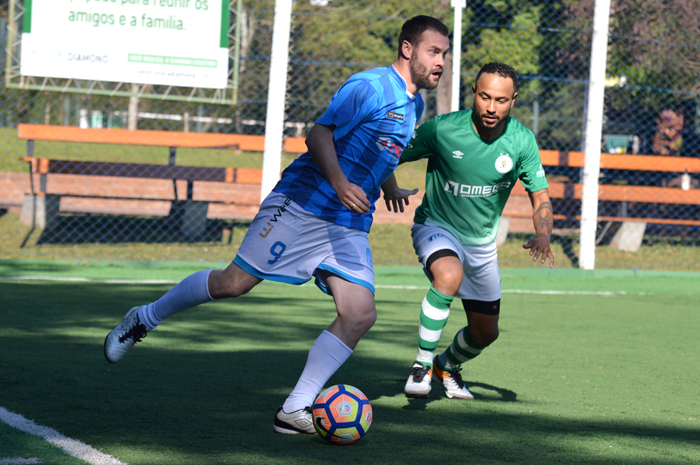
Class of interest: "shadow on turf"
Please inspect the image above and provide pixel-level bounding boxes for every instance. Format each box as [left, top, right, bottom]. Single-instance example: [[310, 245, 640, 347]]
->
[[2, 281, 697, 464], [403, 382, 517, 412]]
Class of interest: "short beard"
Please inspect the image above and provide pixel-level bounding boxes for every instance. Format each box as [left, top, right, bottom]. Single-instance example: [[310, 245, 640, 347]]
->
[[409, 53, 439, 90], [472, 102, 508, 132]]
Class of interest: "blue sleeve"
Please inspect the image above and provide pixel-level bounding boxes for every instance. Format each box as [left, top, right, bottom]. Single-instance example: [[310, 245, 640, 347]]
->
[[316, 80, 381, 141]]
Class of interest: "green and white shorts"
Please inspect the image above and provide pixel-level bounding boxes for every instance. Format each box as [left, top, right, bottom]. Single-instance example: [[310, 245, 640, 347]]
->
[[411, 223, 501, 301]]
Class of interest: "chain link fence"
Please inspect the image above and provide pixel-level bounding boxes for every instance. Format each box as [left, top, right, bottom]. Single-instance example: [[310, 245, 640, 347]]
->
[[0, 0, 698, 269]]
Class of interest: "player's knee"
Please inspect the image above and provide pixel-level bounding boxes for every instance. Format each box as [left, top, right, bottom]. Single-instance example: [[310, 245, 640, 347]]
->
[[471, 326, 499, 346], [208, 270, 255, 299], [359, 305, 377, 330], [432, 268, 462, 295], [482, 327, 499, 345], [222, 282, 253, 298], [349, 305, 376, 333]]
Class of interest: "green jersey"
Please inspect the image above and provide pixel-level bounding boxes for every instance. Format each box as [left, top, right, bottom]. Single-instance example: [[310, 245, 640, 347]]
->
[[401, 109, 548, 246]]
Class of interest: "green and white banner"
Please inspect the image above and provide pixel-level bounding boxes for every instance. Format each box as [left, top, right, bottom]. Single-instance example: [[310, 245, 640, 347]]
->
[[20, 0, 230, 89]]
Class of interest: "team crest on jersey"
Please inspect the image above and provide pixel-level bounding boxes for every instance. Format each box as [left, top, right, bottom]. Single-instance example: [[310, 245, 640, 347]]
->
[[495, 153, 513, 173], [387, 111, 404, 121]]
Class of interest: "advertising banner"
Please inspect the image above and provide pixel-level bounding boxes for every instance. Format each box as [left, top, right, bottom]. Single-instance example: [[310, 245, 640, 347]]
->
[[20, 0, 230, 89]]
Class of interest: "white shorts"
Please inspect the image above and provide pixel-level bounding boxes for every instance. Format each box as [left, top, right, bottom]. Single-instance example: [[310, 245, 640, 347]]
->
[[411, 223, 501, 301], [234, 192, 374, 294]]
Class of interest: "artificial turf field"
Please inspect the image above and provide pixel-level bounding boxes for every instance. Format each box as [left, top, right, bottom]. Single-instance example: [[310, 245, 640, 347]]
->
[[0, 261, 698, 465]]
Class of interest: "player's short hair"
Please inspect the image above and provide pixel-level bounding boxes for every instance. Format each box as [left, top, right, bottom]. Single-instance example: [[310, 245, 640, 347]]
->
[[397, 15, 449, 60], [475, 62, 518, 93]]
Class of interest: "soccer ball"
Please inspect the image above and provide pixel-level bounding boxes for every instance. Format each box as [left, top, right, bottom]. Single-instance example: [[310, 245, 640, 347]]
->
[[312, 384, 372, 445]]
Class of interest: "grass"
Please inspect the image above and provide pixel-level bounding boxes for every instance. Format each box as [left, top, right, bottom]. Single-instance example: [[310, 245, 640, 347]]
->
[[0, 267, 699, 464], [2, 209, 700, 269]]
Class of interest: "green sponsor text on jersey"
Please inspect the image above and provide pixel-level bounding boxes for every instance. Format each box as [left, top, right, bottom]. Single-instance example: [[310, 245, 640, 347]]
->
[[401, 110, 548, 245]]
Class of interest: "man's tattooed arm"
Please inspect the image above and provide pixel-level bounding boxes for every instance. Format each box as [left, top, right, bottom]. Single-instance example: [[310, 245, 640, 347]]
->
[[530, 189, 553, 239]]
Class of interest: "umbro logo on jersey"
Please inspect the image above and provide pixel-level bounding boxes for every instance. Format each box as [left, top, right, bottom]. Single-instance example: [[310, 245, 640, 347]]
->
[[387, 111, 404, 121], [452, 150, 464, 159]]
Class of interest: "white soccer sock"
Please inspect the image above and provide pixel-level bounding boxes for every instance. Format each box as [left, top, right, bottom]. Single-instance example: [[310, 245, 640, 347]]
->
[[282, 330, 353, 413], [137, 269, 214, 331]]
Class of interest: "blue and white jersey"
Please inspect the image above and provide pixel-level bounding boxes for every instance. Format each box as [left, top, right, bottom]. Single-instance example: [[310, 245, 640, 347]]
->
[[273, 66, 423, 232]]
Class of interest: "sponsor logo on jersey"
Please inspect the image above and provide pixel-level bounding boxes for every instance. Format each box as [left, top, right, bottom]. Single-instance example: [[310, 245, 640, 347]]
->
[[452, 150, 464, 159], [387, 111, 404, 121], [536, 163, 546, 178], [376, 137, 403, 158], [444, 179, 512, 198], [495, 153, 513, 173], [259, 198, 292, 238]]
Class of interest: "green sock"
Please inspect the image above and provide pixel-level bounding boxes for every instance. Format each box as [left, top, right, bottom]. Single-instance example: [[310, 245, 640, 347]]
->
[[436, 326, 487, 371], [416, 286, 454, 367]]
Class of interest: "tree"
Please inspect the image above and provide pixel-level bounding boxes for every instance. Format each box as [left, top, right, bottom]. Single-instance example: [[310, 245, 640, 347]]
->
[[286, 1, 446, 124], [562, 0, 700, 96], [560, 0, 700, 154]]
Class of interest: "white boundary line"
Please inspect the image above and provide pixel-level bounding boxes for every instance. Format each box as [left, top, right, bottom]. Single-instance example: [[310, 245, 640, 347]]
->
[[0, 276, 176, 284], [0, 459, 41, 465], [0, 407, 126, 465], [0, 275, 688, 296]]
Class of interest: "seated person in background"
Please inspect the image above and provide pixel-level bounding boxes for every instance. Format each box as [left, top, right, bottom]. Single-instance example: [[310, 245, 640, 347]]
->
[[652, 107, 684, 156]]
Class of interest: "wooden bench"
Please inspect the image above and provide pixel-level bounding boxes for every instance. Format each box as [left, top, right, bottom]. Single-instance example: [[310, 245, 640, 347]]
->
[[500, 151, 700, 251], [18, 124, 307, 237]]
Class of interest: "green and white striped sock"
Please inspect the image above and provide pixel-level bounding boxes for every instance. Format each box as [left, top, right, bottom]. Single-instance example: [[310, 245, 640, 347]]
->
[[436, 326, 487, 371], [416, 286, 454, 367]]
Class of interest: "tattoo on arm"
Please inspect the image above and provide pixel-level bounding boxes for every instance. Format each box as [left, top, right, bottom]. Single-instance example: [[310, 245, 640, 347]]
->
[[533, 201, 553, 239]]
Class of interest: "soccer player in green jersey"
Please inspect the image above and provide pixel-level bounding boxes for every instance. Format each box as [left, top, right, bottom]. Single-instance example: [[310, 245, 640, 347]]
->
[[383, 62, 554, 399]]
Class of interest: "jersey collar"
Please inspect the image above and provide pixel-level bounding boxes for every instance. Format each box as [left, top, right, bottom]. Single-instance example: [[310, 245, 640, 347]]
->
[[390, 65, 415, 99]]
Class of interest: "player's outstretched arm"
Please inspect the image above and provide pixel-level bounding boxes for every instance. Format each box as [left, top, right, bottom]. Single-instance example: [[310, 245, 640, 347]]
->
[[381, 173, 418, 213], [306, 123, 370, 213], [523, 188, 555, 267]]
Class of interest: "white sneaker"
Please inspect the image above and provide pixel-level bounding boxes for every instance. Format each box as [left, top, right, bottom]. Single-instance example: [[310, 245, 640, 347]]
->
[[274, 406, 316, 434], [432, 361, 474, 400], [404, 361, 432, 398], [104, 306, 148, 364]]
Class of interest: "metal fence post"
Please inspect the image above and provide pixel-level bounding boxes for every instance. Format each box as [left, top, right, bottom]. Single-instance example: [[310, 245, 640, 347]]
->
[[261, 0, 293, 202], [579, 0, 612, 270]]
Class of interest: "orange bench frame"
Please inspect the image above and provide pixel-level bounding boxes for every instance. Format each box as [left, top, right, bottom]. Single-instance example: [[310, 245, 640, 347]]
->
[[18, 124, 699, 231], [505, 151, 700, 228], [17, 124, 306, 233], [18, 124, 308, 153]]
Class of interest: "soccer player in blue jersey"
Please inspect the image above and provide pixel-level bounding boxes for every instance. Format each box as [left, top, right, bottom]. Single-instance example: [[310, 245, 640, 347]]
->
[[104, 15, 450, 435]]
